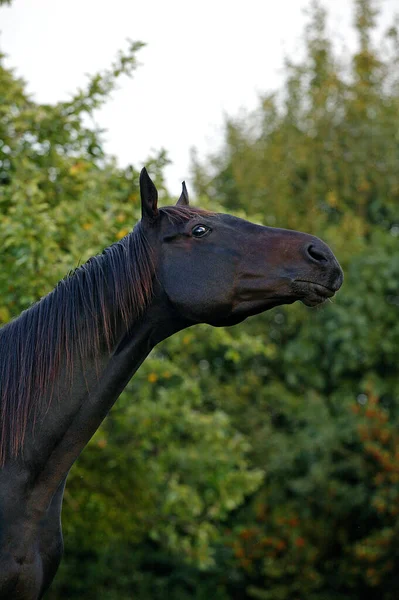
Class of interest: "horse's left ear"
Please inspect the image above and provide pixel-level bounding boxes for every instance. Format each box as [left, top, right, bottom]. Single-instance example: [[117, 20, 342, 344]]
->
[[140, 167, 159, 222], [176, 181, 189, 206]]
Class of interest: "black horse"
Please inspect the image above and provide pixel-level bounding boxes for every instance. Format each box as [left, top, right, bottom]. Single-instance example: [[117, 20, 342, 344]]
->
[[0, 169, 343, 599]]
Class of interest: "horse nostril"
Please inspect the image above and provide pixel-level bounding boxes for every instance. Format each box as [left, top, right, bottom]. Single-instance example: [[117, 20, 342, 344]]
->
[[306, 243, 329, 264]]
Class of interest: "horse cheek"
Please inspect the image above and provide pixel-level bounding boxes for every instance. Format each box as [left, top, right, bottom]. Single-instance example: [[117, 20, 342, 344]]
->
[[161, 252, 236, 323]]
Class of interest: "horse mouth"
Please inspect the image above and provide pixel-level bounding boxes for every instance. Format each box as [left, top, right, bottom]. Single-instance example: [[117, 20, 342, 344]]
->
[[292, 280, 336, 307]]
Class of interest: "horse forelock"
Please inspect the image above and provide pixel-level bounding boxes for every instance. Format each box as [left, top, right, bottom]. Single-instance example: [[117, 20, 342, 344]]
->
[[160, 205, 215, 223]]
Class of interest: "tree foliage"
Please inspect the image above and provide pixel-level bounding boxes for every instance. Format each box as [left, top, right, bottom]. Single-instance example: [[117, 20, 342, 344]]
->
[[1, 1, 399, 598]]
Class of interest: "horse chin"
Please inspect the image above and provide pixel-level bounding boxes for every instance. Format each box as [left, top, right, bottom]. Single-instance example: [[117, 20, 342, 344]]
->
[[301, 296, 330, 307], [292, 280, 336, 307]]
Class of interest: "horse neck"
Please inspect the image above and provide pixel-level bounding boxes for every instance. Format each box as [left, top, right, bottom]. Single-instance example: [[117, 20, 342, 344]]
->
[[11, 291, 189, 513]]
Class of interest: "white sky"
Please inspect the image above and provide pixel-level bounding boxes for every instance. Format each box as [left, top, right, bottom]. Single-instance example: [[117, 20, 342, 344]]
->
[[1, 0, 397, 193]]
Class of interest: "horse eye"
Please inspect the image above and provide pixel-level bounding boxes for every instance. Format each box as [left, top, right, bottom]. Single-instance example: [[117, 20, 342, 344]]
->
[[192, 224, 210, 238]]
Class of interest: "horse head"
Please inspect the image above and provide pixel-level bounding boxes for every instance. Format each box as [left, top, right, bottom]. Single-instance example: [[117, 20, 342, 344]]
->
[[139, 168, 343, 327]]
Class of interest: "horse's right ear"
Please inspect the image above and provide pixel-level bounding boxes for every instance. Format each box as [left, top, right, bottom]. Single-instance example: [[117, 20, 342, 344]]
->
[[177, 181, 189, 206], [140, 167, 159, 222]]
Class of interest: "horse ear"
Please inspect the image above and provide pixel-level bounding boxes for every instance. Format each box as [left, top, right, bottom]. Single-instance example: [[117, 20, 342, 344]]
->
[[140, 167, 159, 221], [176, 181, 189, 206]]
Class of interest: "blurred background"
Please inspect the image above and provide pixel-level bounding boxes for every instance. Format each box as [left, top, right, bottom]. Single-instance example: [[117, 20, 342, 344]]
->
[[1, 0, 399, 598]]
